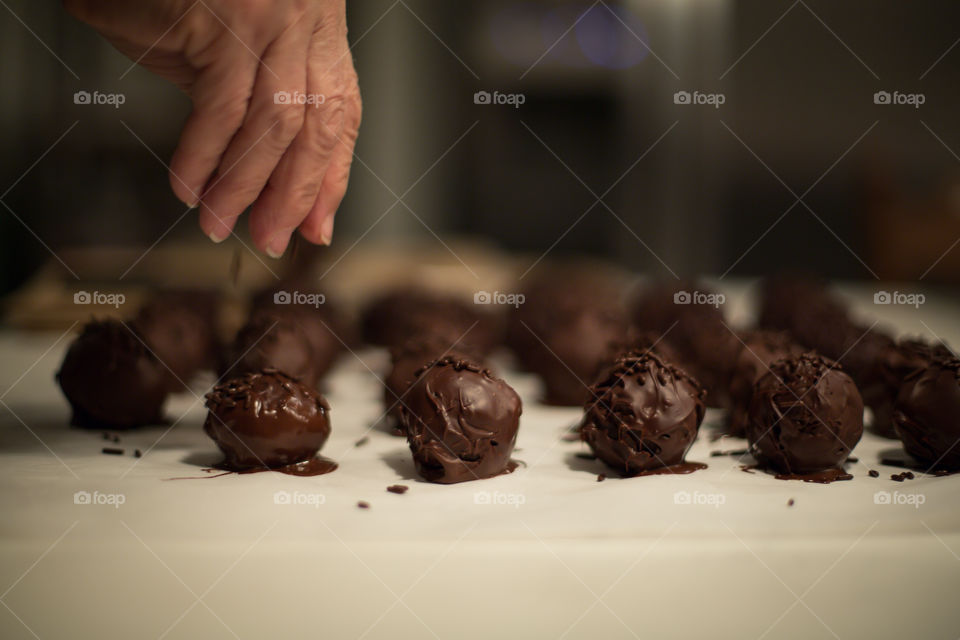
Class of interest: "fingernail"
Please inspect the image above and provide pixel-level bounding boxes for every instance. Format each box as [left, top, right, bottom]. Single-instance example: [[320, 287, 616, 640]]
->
[[207, 228, 228, 243], [266, 231, 291, 258], [320, 215, 335, 246]]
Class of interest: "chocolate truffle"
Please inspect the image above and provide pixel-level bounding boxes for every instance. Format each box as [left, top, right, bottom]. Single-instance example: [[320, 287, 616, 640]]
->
[[894, 356, 960, 470], [529, 303, 630, 406], [223, 313, 317, 387], [747, 353, 863, 476], [249, 305, 341, 380], [56, 320, 169, 429], [133, 296, 219, 389], [361, 289, 499, 353], [581, 350, 706, 475], [631, 280, 736, 406], [384, 336, 480, 430], [401, 356, 521, 483], [203, 369, 332, 470], [726, 330, 804, 437], [847, 337, 951, 438]]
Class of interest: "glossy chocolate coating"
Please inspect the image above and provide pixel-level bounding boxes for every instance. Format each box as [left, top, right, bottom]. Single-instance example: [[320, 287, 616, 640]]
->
[[203, 369, 332, 470], [384, 336, 480, 427], [223, 313, 317, 387], [56, 320, 169, 429], [747, 353, 863, 475], [581, 350, 705, 475], [894, 357, 960, 470], [401, 356, 521, 484], [726, 330, 804, 437]]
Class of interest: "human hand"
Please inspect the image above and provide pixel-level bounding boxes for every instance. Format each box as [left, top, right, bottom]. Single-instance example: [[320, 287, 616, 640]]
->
[[64, 0, 361, 256]]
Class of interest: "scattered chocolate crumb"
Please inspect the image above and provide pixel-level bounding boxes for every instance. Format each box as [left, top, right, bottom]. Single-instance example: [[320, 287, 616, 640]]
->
[[787, 498, 795, 507], [357, 501, 370, 509], [905, 472, 915, 479], [597, 474, 606, 482], [868, 470, 879, 477], [846, 456, 858, 463], [575, 452, 597, 460], [102, 433, 110, 441], [386, 485, 408, 494], [113, 435, 120, 443], [891, 473, 906, 482], [354, 436, 369, 447], [102, 447, 124, 455], [134, 449, 142, 458]]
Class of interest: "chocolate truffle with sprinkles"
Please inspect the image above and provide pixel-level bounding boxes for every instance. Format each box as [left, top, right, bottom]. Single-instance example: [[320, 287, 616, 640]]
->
[[57, 319, 170, 429], [894, 356, 960, 471], [580, 350, 706, 476], [747, 353, 863, 479], [203, 369, 333, 471], [401, 356, 522, 484]]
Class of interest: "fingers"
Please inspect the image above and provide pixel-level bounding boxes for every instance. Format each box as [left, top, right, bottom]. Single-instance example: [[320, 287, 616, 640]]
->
[[299, 90, 361, 245], [168, 52, 258, 208], [247, 24, 352, 257], [195, 20, 312, 242]]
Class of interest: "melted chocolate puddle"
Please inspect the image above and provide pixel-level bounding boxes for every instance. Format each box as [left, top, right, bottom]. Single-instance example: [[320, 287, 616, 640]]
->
[[166, 456, 338, 480], [741, 465, 852, 484], [628, 461, 708, 477]]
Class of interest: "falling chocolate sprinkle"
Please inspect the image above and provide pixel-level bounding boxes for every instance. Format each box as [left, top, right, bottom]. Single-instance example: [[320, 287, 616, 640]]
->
[[787, 498, 795, 507], [386, 485, 408, 494], [102, 447, 124, 455], [354, 436, 369, 447], [868, 470, 879, 477], [357, 501, 370, 509], [229, 247, 241, 286]]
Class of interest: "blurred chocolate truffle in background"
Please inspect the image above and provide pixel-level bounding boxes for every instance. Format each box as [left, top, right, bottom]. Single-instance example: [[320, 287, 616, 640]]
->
[[384, 335, 482, 433], [204, 369, 333, 471], [631, 280, 736, 407], [401, 356, 521, 484], [581, 350, 706, 476], [222, 313, 317, 387], [844, 336, 952, 438], [747, 353, 863, 479], [726, 330, 804, 437], [251, 284, 351, 376], [361, 288, 500, 354], [756, 275, 852, 359], [57, 319, 170, 429], [506, 269, 630, 405], [894, 356, 960, 471], [133, 293, 219, 389]]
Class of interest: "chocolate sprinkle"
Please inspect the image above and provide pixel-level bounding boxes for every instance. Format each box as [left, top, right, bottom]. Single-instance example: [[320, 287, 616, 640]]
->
[[386, 485, 409, 494], [357, 501, 370, 509], [102, 447, 124, 455], [868, 470, 879, 477]]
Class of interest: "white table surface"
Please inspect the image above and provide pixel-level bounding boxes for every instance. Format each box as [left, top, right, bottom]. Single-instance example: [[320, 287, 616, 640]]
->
[[1, 282, 959, 639]]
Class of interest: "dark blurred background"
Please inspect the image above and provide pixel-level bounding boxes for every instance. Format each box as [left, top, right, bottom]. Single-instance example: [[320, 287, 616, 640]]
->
[[3, 0, 960, 296]]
